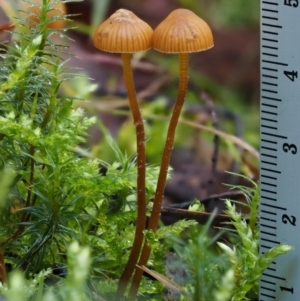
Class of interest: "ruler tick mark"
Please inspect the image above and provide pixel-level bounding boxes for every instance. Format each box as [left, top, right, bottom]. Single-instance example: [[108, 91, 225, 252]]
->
[[261, 195, 277, 202], [261, 210, 277, 216], [261, 286, 276, 292], [261, 167, 280, 173], [261, 125, 277, 130], [261, 118, 277, 123], [262, 81, 278, 86], [262, 38, 278, 43], [262, 8, 278, 13], [262, 60, 288, 66], [262, 52, 278, 57], [261, 89, 277, 94], [262, 96, 281, 101], [262, 74, 278, 79], [261, 110, 278, 115], [261, 217, 276, 222], [261, 146, 277, 152], [261, 154, 277, 159], [262, 67, 277, 71], [261, 160, 277, 166], [261, 231, 277, 237], [261, 245, 273, 249], [261, 132, 287, 139], [261, 182, 277, 187], [262, 31, 278, 35], [261, 238, 279, 244], [261, 223, 277, 230], [261, 139, 277, 144], [262, 1, 278, 5], [261, 175, 277, 181], [262, 45, 278, 50], [262, 103, 278, 108], [262, 273, 286, 281], [261, 203, 286, 210], [261, 189, 277, 194], [262, 16, 278, 21], [261, 279, 276, 285], [262, 23, 282, 28], [260, 293, 276, 299]]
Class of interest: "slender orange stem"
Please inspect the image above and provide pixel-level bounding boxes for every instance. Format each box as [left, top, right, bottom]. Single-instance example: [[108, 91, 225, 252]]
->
[[128, 53, 189, 299], [114, 53, 146, 300]]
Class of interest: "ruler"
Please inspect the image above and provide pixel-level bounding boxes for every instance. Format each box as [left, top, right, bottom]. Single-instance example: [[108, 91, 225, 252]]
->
[[260, 0, 300, 300]]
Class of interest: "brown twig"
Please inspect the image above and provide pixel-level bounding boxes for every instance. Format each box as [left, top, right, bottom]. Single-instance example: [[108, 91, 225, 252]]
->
[[88, 52, 165, 74], [0, 247, 7, 283], [177, 117, 259, 159], [137, 265, 188, 295], [0, 227, 23, 247], [89, 105, 259, 159], [136, 74, 172, 100], [0, 22, 14, 33], [166, 190, 246, 209], [160, 206, 232, 224]]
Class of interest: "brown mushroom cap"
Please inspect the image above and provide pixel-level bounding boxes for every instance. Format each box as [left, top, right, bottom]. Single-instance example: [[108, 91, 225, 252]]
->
[[93, 9, 153, 53], [153, 9, 214, 53]]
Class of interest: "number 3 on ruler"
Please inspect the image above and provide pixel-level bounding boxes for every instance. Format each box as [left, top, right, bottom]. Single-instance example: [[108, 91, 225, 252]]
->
[[283, 143, 297, 154], [284, 0, 299, 7]]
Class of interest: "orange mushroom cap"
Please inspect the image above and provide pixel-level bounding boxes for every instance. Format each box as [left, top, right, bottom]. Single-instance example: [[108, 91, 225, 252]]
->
[[93, 9, 153, 53], [153, 9, 214, 53]]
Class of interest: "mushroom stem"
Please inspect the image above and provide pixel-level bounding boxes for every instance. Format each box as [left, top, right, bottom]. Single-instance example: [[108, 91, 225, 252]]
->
[[128, 52, 189, 299], [115, 53, 147, 299]]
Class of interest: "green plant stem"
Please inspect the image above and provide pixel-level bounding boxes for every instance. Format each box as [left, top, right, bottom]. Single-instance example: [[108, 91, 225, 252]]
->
[[41, 68, 58, 129], [17, 79, 26, 114], [0, 144, 36, 247], [128, 53, 189, 299], [24, 145, 35, 209], [114, 53, 146, 300]]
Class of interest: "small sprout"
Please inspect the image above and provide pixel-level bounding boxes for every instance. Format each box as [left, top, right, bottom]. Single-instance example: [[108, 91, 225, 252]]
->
[[188, 199, 205, 212]]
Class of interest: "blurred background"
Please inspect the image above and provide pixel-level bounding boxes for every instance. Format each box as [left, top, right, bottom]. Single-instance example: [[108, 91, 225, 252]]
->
[[0, 0, 261, 212]]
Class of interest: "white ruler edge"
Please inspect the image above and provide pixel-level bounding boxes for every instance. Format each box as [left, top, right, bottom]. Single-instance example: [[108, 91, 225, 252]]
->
[[260, 0, 300, 300]]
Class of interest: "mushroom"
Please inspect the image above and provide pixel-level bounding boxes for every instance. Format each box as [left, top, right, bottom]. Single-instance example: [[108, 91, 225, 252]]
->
[[128, 8, 214, 298], [93, 9, 153, 298]]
